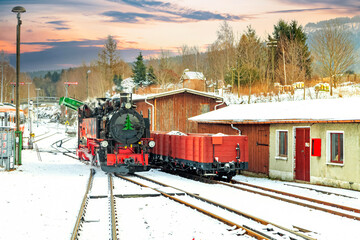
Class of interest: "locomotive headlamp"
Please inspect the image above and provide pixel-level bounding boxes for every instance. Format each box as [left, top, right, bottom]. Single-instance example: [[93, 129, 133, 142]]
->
[[125, 102, 132, 109], [149, 140, 156, 148], [101, 141, 108, 148]]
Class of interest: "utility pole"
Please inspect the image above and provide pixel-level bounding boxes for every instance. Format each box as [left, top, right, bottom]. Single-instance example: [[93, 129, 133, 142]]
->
[[267, 39, 277, 88], [86, 70, 91, 100], [36, 88, 40, 127], [282, 45, 287, 86], [25, 81, 32, 105]]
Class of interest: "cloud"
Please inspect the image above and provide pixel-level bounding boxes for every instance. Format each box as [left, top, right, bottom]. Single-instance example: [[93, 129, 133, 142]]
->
[[46, 20, 71, 30], [106, 0, 247, 23], [278, 0, 360, 13], [266, 7, 333, 14], [103, 11, 175, 23], [8, 39, 161, 71]]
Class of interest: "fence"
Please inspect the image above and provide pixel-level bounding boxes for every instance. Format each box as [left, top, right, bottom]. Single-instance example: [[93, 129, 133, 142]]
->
[[0, 127, 15, 171]]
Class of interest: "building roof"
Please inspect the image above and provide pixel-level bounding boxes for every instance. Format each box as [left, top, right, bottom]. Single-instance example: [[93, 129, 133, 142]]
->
[[133, 88, 223, 101], [182, 71, 205, 80], [189, 97, 360, 124]]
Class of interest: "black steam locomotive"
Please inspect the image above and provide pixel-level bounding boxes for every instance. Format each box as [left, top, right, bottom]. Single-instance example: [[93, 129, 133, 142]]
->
[[76, 93, 154, 174]]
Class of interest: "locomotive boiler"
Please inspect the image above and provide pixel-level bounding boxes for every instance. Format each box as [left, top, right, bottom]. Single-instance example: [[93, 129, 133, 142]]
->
[[61, 93, 154, 174]]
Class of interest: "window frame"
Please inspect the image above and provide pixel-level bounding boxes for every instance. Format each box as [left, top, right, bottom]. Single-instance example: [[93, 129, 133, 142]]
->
[[276, 130, 288, 160], [326, 131, 344, 165]]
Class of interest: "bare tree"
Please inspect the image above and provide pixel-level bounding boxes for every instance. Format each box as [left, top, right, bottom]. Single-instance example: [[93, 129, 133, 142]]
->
[[179, 45, 201, 72], [148, 50, 179, 89], [206, 21, 235, 88], [310, 20, 356, 95], [97, 35, 121, 89]]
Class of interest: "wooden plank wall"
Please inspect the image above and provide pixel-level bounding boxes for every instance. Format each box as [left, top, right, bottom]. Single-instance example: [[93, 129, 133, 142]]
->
[[197, 123, 270, 175], [134, 93, 223, 133]]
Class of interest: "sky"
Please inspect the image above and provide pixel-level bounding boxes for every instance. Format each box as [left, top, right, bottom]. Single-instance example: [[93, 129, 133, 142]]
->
[[0, 0, 360, 72]]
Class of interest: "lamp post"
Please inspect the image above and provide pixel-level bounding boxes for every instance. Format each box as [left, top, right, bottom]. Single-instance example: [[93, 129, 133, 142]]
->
[[12, 6, 26, 165]]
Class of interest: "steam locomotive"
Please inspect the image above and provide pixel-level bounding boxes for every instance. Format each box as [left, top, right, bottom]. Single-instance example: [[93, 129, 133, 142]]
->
[[76, 93, 154, 174]]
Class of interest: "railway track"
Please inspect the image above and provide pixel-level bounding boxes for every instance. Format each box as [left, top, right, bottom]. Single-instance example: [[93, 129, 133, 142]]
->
[[51, 137, 78, 159], [118, 173, 315, 240], [71, 170, 118, 240], [170, 170, 360, 221], [33, 131, 58, 143], [218, 179, 360, 221]]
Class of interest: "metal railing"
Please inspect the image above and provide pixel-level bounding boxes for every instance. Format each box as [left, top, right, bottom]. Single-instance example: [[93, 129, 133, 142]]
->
[[20, 96, 59, 105]]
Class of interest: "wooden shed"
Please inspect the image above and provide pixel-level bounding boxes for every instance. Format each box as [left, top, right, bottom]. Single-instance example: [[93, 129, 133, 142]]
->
[[133, 88, 225, 133], [190, 98, 360, 190], [180, 71, 206, 92]]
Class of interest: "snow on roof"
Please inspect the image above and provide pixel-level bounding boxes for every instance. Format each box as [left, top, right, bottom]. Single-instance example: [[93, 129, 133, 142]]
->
[[183, 71, 205, 80], [141, 88, 223, 101], [189, 97, 360, 123]]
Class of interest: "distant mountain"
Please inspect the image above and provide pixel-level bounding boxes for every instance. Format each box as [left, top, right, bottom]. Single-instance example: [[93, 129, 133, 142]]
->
[[305, 16, 360, 73]]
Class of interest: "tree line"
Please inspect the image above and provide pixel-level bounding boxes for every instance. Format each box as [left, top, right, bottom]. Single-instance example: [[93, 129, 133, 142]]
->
[[0, 18, 356, 103]]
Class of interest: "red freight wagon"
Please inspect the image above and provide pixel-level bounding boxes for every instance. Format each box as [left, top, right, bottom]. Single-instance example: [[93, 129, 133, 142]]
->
[[150, 131, 248, 180]]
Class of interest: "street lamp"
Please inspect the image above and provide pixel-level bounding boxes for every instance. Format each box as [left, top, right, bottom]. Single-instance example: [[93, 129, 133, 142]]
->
[[12, 6, 26, 165]]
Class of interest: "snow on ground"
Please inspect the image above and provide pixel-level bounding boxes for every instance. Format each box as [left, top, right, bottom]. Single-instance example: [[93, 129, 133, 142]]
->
[[0, 121, 89, 240], [139, 169, 360, 240], [1, 113, 359, 239]]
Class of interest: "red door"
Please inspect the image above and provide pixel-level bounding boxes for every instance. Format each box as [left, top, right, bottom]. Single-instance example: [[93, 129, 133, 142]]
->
[[295, 128, 310, 181]]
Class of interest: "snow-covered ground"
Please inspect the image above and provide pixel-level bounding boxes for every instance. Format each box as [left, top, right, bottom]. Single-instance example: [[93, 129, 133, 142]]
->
[[0, 122, 89, 240], [1, 117, 359, 239]]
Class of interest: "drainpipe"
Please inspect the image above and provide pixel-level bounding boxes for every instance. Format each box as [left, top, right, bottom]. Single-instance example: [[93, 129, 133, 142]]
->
[[231, 124, 241, 135], [145, 97, 155, 131], [214, 97, 224, 110]]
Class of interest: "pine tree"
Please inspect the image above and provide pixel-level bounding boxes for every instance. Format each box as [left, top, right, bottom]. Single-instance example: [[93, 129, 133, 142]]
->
[[146, 66, 156, 85], [271, 20, 312, 79], [113, 74, 123, 91], [123, 114, 134, 130], [132, 52, 146, 86]]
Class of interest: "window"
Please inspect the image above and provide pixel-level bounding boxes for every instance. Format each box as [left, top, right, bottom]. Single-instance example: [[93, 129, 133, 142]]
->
[[276, 130, 288, 158], [329, 132, 344, 163], [200, 103, 210, 114]]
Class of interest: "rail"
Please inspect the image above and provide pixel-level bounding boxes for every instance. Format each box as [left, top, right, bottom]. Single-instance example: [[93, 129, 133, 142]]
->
[[221, 179, 360, 221], [108, 173, 118, 240], [118, 174, 312, 240], [71, 169, 95, 240]]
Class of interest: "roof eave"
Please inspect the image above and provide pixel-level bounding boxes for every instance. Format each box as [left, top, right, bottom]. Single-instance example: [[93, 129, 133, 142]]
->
[[190, 119, 360, 125]]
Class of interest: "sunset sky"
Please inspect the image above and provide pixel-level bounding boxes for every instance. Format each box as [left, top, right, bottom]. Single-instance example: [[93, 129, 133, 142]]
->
[[1, 0, 359, 71]]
